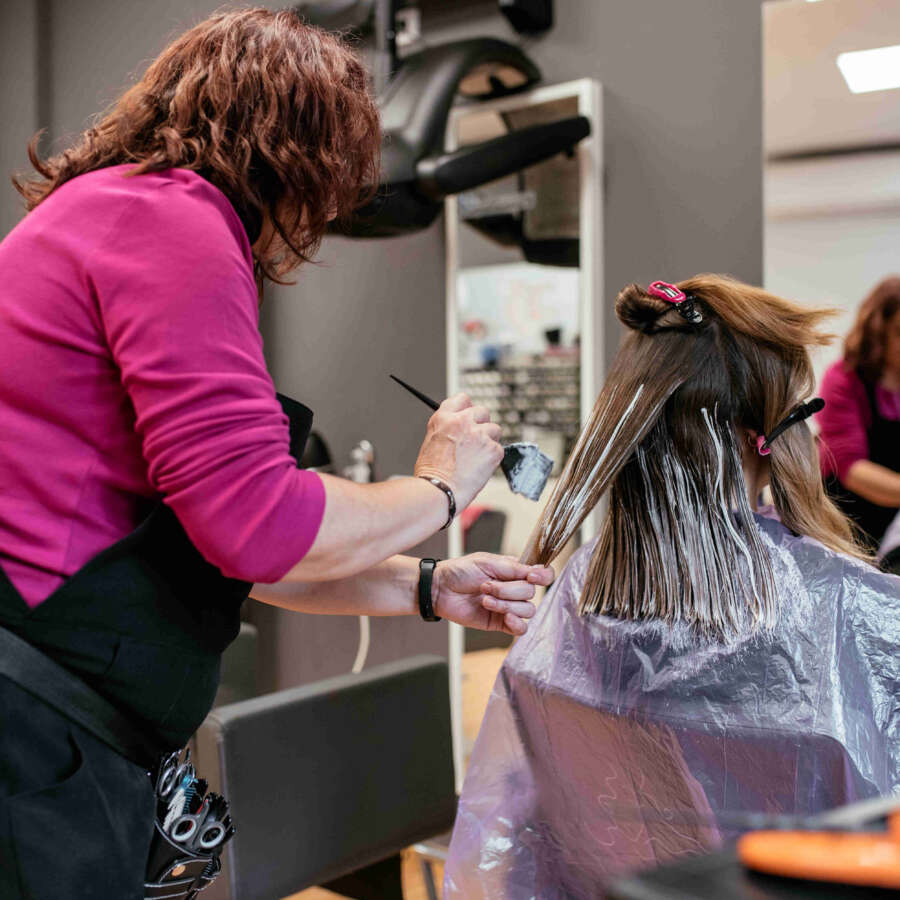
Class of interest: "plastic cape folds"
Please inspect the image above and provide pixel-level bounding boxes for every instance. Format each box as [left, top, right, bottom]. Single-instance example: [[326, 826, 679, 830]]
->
[[444, 510, 900, 899]]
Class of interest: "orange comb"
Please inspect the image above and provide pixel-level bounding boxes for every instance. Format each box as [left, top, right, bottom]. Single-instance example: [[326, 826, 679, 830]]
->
[[738, 811, 900, 889]]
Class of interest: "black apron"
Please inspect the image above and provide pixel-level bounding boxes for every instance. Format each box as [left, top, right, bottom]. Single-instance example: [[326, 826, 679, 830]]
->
[[0, 394, 312, 900], [825, 377, 900, 553]]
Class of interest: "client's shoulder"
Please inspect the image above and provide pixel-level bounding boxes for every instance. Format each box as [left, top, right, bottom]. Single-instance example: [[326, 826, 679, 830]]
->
[[754, 509, 900, 608]]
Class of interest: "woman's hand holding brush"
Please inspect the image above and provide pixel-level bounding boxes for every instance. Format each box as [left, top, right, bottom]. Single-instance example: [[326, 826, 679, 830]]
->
[[272, 391, 504, 583], [413, 392, 505, 510]]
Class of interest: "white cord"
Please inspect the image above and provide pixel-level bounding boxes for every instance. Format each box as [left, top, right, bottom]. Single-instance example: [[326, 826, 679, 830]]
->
[[351, 615, 370, 674]]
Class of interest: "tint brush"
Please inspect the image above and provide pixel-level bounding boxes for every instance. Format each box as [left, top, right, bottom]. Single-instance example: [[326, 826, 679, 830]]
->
[[390, 374, 554, 502]]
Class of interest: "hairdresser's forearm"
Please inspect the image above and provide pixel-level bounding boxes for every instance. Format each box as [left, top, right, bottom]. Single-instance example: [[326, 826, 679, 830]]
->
[[280, 474, 446, 582], [843, 460, 900, 507], [250, 555, 419, 614]]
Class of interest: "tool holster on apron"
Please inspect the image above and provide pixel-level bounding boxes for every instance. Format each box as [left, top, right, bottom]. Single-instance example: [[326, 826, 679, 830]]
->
[[0, 395, 312, 900]]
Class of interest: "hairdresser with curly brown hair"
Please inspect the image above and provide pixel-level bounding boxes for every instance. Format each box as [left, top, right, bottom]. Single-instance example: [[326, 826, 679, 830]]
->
[[818, 277, 900, 553], [0, 9, 552, 898]]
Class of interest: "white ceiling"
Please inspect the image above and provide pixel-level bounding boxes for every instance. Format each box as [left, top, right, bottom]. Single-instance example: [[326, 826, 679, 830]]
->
[[765, 0, 900, 157]]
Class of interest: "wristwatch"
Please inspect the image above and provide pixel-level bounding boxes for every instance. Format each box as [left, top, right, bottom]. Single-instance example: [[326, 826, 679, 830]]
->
[[417, 558, 442, 622]]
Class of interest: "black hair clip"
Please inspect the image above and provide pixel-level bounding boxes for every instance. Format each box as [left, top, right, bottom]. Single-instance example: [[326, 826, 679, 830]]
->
[[647, 281, 703, 324], [757, 398, 825, 455]]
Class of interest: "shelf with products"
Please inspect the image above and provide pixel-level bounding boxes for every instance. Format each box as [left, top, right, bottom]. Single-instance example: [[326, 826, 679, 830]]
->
[[460, 355, 581, 458]]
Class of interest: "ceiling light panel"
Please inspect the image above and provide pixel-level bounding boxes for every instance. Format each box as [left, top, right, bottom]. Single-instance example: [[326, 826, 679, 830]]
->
[[837, 45, 900, 94]]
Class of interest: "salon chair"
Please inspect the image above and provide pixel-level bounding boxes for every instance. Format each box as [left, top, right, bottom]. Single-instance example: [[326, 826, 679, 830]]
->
[[193, 654, 456, 900], [508, 674, 878, 895], [463, 508, 507, 557], [463, 509, 513, 652]]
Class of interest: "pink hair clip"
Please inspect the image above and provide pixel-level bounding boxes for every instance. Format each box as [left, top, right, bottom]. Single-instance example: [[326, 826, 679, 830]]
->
[[756, 435, 771, 457], [647, 281, 703, 324], [647, 280, 687, 304]]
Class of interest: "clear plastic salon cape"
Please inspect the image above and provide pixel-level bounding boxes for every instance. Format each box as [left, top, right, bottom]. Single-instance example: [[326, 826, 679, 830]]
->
[[444, 511, 900, 899]]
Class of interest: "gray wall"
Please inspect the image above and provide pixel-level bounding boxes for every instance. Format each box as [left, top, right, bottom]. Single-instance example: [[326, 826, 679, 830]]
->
[[1, 0, 224, 233], [253, 230, 450, 691], [0, 0, 764, 691], [0, 0, 39, 236]]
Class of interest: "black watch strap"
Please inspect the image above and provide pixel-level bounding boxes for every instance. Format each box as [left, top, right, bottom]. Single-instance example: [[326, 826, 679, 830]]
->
[[418, 558, 442, 622]]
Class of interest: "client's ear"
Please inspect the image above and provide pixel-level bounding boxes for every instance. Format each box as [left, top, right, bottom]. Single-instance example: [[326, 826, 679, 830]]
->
[[738, 427, 771, 464], [739, 427, 758, 450]]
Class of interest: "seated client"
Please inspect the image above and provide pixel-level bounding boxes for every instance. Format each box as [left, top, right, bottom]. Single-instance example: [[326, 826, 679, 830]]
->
[[443, 275, 900, 899]]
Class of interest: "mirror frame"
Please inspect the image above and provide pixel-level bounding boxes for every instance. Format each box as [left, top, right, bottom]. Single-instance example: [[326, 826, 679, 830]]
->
[[444, 77, 604, 787]]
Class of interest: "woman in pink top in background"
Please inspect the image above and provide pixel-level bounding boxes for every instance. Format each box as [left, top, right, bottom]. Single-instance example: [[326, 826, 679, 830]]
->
[[0, 10, 552, 899], [818, 277, 900, 554]]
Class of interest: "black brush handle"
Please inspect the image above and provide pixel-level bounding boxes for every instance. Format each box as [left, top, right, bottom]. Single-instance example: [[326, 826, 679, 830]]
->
[[390, 374, 440, 411]]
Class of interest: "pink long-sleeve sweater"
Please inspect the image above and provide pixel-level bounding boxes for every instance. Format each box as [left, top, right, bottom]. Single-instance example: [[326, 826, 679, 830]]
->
[[0, 165, 325, 608], [817, 359, 900, 481]]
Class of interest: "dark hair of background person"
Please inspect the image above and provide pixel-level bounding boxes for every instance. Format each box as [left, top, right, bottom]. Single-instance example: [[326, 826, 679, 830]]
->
[[12, 8, 381, 288], [526, 275, 868, 639], [844, 276, 900, 385]]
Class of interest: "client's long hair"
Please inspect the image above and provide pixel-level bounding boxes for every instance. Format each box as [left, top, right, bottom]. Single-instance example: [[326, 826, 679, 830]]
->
[[524, 274, 867, 638]]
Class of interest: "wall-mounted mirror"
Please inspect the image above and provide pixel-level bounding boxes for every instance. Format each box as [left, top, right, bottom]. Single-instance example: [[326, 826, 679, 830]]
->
[[445, 78, 603, 783]]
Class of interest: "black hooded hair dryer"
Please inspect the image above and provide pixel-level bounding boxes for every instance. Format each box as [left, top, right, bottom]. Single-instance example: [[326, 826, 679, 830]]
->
[[294, 0, 590, 239]]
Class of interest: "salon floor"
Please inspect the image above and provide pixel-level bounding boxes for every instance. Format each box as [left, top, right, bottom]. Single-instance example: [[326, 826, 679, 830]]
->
[[286, 647, 508, 900]]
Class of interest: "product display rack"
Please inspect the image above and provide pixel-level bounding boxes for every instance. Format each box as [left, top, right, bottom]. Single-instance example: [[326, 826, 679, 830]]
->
[[460, 354, 581, 458]]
